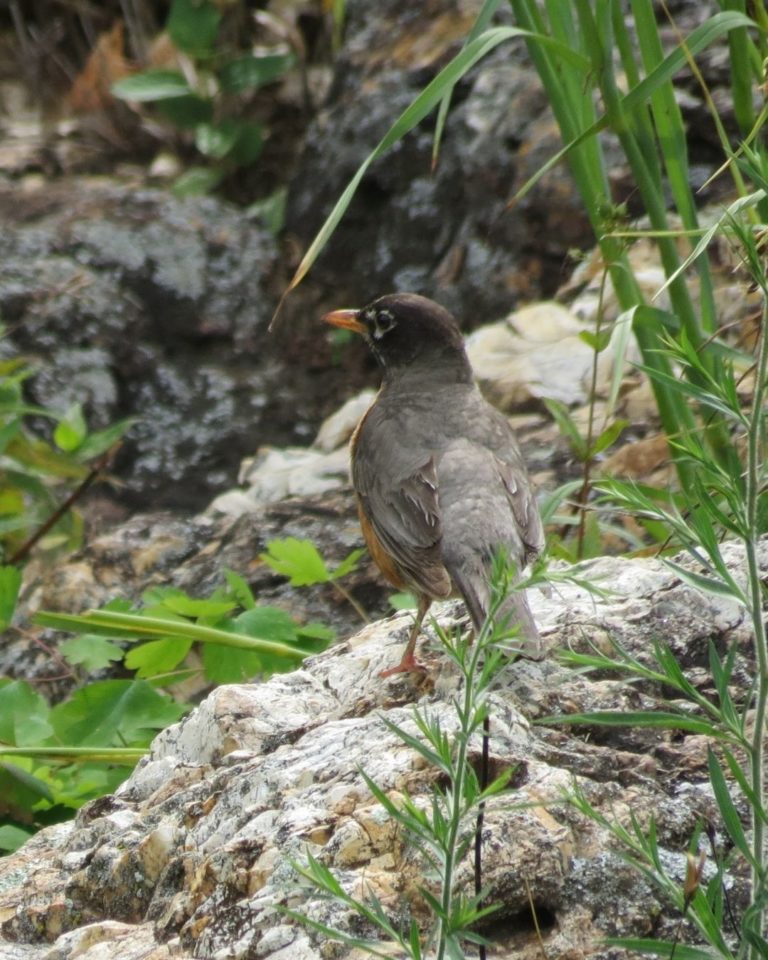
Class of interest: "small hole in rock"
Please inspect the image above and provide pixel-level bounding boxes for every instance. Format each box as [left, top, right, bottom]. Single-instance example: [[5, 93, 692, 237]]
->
[[480, 902, 558, 941]]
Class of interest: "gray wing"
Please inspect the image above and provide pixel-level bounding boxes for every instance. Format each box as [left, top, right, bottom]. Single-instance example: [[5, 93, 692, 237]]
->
[[353, 411, 452, 600], [463, 394, 544, 563]]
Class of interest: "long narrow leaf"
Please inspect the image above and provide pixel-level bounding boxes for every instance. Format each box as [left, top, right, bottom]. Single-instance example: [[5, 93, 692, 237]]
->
[[432, 0, 503, 168], [706, 748, 755, 867], [540, 710, 727, 738], [277, 25, 588, 309], [511, 11, 757, 204], [34, 610, 312, 659]]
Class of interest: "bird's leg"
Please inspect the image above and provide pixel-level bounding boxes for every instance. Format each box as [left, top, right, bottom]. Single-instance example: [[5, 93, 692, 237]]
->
[[380, 595, 432, 677]]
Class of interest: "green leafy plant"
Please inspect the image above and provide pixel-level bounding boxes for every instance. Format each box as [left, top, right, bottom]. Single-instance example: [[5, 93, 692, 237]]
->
[[112, 0, 296, 196], [261, 536, 369, 621], [283, 553, 526, 957], [2, 561, 340, 852], [35, 569, 334, 687], [0, 676, 181, 853], [0, 356, 132, 566], [541, 205, 768, 957]]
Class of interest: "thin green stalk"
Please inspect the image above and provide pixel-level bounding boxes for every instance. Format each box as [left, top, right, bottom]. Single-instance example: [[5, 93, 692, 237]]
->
[[433, 613, 495, 956], [510, 0, 700, 490], [575, 267, 610, 557], [745, 301, 768, 954], [0, 746, 145, 762], [629, 0, 719, 336]]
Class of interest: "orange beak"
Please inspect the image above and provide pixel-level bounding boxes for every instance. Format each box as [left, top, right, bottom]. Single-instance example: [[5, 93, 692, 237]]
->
[[322, 308, 366, 334]]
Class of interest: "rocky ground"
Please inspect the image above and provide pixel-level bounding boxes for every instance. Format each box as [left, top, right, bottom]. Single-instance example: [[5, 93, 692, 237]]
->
[[0, 0, 763, 957], [0, 542, 761, 960]]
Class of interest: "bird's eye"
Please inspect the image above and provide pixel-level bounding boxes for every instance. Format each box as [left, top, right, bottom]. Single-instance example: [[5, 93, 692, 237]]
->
[[372, 309, 397, 339]]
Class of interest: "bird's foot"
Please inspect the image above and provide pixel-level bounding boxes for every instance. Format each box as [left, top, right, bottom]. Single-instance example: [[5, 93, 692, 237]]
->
[[379, 652, 427, 678]]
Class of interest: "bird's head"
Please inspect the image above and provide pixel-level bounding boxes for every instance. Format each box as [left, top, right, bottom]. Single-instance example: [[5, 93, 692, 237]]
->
[[323, 292, 471, 381]]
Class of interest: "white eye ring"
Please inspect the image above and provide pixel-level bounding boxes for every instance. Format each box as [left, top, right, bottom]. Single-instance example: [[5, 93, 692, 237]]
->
[[372, 309, 396, 339]]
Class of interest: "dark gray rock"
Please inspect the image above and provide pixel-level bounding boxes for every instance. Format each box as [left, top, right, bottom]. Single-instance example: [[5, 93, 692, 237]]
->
[[284, 0, 593, 324], [0, 184, 310, 510]]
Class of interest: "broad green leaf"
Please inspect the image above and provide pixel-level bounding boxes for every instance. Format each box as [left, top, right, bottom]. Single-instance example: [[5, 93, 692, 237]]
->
[[156, 95, 213, 129], [172, 166, 225, 197], [389, 591, 418, 611], [168, 0, 221, 57], [0, 488, 24, 515], [230, 121, 264, 166], [49, 680, 185, 747], [578, 328, 612, 352], [0, 417, 22, 455], [329, 547, 365, 580], [0, 681, 53, 746], [296, 622, 335, 651], [247, 188, 287, 236], [0, 564, 21, 630], [202, 605, 318, 680], [53, 403, 87, 452], [196, 120, 241, 160], [157, 593, 236, 620], [141, 585, 185, 606], [124, 637, 193, 678], [588, 419, 628, 457], [60, 634, 124, 672], [261, 537, 331, 586], [0, 823, 32, 852], [201, 645, 265, 683], [75, 417, 134, 461], [112, 69, 192, 102], [219, 53, 295, 93], [0, 760, 54, 808], [223, 569, 256, 610], [6, 435, 87, 479], [233, 606, 299, 644]]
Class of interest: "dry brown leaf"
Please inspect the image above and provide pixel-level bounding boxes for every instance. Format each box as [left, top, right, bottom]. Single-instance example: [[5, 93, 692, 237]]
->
[[67, 21, 133, 114], [600, 433, 671, 480]]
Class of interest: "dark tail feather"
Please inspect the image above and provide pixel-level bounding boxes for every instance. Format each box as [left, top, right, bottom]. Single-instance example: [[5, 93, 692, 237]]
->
[[448, 560, 542, 660], [495, 590, 542, 660]]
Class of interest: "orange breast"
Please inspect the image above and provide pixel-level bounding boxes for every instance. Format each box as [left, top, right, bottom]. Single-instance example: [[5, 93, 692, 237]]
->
[[350, 398, 409, 591], [357, 503, 408, 589]]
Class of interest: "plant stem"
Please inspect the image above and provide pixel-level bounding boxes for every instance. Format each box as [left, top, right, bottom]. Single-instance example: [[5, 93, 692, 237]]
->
[[435, 633, 480, 960], [576, 266, 610, 558], [8, 444, 119, 566], [745, 300, 768, 954], [331, 581, 370, 623]]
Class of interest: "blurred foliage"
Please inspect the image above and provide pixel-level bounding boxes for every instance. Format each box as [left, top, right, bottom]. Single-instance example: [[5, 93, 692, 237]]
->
[[2, 559, 342, 852], [112, 0, 297, 196], [0, 351, 131, 566]]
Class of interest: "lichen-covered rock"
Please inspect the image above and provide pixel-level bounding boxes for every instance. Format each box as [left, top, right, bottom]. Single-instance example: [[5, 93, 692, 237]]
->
[[1, 542, 762, 959]]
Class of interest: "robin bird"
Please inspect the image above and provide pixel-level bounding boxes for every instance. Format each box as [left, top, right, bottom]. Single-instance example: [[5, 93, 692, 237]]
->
[[323, 292, 544, 676]]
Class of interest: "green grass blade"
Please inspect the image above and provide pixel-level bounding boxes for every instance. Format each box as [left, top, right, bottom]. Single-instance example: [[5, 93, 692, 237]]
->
[[432, 0, 503, 169], [0, 746, 145, 763], [34, 610, 312, 659], [281, 25, 588, 299], [539, 710, 724, 737], [707, 747, 755, 867], [511, 10, 757, 204]]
